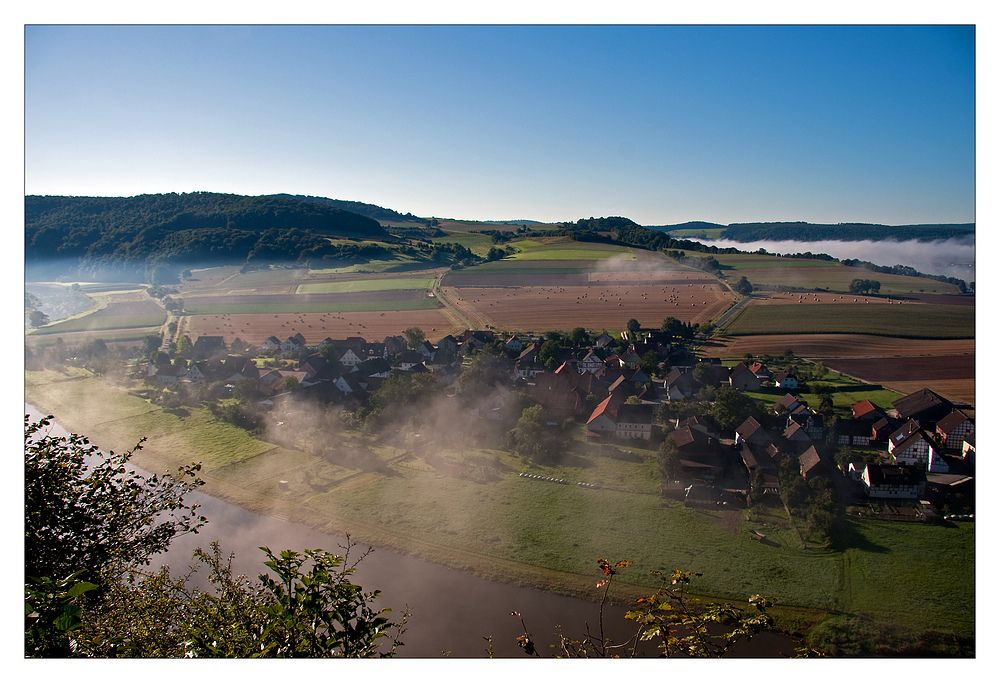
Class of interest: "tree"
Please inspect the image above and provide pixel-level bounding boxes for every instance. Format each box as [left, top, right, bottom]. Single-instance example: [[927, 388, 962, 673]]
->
[[24, 415, 207, 584], [509, 405, 564, 464], [176, 335, 193, 356], [29, 309, 50, 327], [143, 335, 161, 355], [639, 351, 660, 376], [569, 327, 590, 347], [692, 362, 716, 387], [849, 278, 881, 295], [735, 276, 754, 295], [626, 318, 641, 334], [403, 327, 425, 349], [658, 437, 681, 480], [538, 339, 561, 371], [710, 385, 761, 433]]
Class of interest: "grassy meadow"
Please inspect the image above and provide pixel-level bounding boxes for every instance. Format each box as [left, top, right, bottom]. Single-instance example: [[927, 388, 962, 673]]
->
[[24, 370, 975, 640], [296, 277, 435, 294]]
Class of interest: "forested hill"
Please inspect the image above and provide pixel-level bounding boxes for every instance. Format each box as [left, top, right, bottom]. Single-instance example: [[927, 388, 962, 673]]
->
[[25, 193, 389, 281], [268, 193, 424, 225], [720, 222, 975, 242]]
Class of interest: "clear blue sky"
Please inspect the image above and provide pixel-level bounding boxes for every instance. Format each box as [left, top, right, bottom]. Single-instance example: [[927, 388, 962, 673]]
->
[[25, 25, 975, 225]]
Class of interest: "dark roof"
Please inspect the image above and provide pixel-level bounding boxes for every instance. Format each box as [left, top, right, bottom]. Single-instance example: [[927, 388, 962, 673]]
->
[[615, 403, 654, 424], [776, 393, 802, 410], [892, 388, 953, 423], [736, 416, 763, 438], [866, 464, 926, 488], [798, 445, 823, 478], [935, 409, 972, 435], [834, 417, 871, 438], [889, 419, 923, 448]]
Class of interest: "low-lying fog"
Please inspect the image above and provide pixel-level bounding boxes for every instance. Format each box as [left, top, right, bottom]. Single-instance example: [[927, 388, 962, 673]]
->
[[690, 237, 975, 283]]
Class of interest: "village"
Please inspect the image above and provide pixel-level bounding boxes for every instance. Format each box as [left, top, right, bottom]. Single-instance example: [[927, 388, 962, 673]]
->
[[130, 319, 976, 528]]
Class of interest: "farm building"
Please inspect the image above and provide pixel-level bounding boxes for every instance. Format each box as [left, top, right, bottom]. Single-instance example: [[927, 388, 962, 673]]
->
[[728, 363, 761, 391], [892, 388, 954, 427], [834, 418, 872, 447], [773, 370, 799, 390], [861, 464, 926, 499], [851, 399, 886, 422], [934, 410, 975, 451], [586, 394, 654, 440]]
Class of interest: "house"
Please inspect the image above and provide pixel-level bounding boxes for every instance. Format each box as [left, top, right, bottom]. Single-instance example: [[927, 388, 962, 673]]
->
[[834, 418, 872, 447], [578, 349, 604, 374], [961, 434, 975, 463], [797, 445, 825, 480], [436, 335, 459, 355], [870, 416, 900, 444], [280, 333, 307, 353], [192, 335, 227, 359], [416, 340, 436, 359], [888, 421, 939, 469], [861, 464, 926, 499], [619, 347, 642, 370], [585, 395, 654, 440], [738, 443, 780, 494], [260, 336, 281, 352], [787, 411, 824, 440], [148, 362, 186, 385], [851, 400, 886, 422], [671, 427, 726, 481], [514, 343, 545, 380], [735, 417, 771, 448], [394, 350, 426, 371], [528, 371, 586, 419], [892, 388, 954, 427], [354, 357, 392, 380], [383, 335, 407, 355], [934, 410, 974, 451], [728, 363, 761, 391], [773, 370, 799, 390], [658, 368, 688, 401], [504, 334, 524, 353], [594, 331, 615, 348], [258, 369, 285, 394], [748, 361, 773, 383], [337, 347, 364, 369], [782, 421, 812, 444], [774, 393, 804, 415]]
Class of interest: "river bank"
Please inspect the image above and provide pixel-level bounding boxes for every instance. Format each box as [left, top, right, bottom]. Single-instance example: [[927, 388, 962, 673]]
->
[[25, 404, 801, 657]]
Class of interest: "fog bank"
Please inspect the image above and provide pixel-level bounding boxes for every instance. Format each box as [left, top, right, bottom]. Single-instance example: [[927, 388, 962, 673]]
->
[[691, 237, 975, 282]]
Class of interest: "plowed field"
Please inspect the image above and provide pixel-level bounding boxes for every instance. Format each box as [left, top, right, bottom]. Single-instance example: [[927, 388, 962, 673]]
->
[[442, 282, 735, 332]]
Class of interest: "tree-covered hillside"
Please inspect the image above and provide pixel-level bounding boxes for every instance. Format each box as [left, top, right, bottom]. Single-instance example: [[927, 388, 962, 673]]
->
[[25, 193, 389, 282], [721, 222, 974, 242], [269, 193, 425, 225]]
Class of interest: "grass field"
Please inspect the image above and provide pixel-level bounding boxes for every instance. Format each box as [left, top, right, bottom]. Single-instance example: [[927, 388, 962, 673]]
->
[[506, 238, 639, 261], [726, 303, 974, 338], [428, 230, 495, 256], [24, 371, 975, 640], [32, 301, 166, 334], [295, 277, 435, 294], [693, 251, 961, 295], [665, 227, 727, 239]]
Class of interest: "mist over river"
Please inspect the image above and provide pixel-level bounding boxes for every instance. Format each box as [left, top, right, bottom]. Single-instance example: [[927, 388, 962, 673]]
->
[[25, 405, 798, 658], [689, 237, 975, 283]]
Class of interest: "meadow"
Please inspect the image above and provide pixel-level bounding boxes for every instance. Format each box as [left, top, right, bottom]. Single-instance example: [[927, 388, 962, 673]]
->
[[296, 276, 435, 294], [24, 371, 975, 640]]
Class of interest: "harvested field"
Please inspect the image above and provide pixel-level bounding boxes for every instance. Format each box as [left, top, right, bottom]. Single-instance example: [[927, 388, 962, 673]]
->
[[442, 282, 735, 331], [711, 334, 975, 359], [822, 355, 975, 405], [182, 290, 440, 314], [751, 292, 907, 305], [726, 303, 973, 338], [184, 309, 463, 345], [25, 327, 162, 348]]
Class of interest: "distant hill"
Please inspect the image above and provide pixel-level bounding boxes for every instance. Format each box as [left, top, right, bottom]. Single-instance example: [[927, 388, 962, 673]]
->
[[479, 219, 545, 226], [25, 192, 388, 282], [645, 221, 726, 231], [723, 222, 975, 242], [269, 193, 424, 225]]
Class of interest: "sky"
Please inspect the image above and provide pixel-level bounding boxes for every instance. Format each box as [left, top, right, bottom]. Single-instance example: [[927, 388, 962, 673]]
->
[[24, 24, 975, 225]]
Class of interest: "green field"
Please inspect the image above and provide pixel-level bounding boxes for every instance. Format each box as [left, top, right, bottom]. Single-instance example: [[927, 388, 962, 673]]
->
[[33, 308, 166, 334], [693, 251, 961, 295], [666, 227, 727, 239], [507, 238, 639, 261], [727, 303, 974, 338], [296, 277, 435, 294], [306, 259, 432, 275], [25, 371, 975, 641], [428, 230, 496, 256]]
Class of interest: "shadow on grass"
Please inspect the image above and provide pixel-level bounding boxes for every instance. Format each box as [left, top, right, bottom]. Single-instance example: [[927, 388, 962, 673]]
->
[[164, 407, 190, 417], [831, 518, 890, 553]]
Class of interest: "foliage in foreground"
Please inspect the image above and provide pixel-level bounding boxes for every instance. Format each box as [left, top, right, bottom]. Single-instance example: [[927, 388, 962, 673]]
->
[[24, 415, 404, 658]]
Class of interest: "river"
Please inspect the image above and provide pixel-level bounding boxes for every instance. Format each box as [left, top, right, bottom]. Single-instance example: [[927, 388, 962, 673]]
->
[[25, 405, 799, 658]]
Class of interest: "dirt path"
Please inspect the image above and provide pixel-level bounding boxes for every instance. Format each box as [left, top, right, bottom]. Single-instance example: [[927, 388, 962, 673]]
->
[[431, 273, 492, 331]]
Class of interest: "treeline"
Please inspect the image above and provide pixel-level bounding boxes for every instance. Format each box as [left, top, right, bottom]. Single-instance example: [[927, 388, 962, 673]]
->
[[270, 193, 427, 225], [722, 221, 975, 243], [25, 193, 389, 282]]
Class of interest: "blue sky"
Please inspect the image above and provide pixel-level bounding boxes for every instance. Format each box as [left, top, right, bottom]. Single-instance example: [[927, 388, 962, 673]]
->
[[24, 25, 975, 225]]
